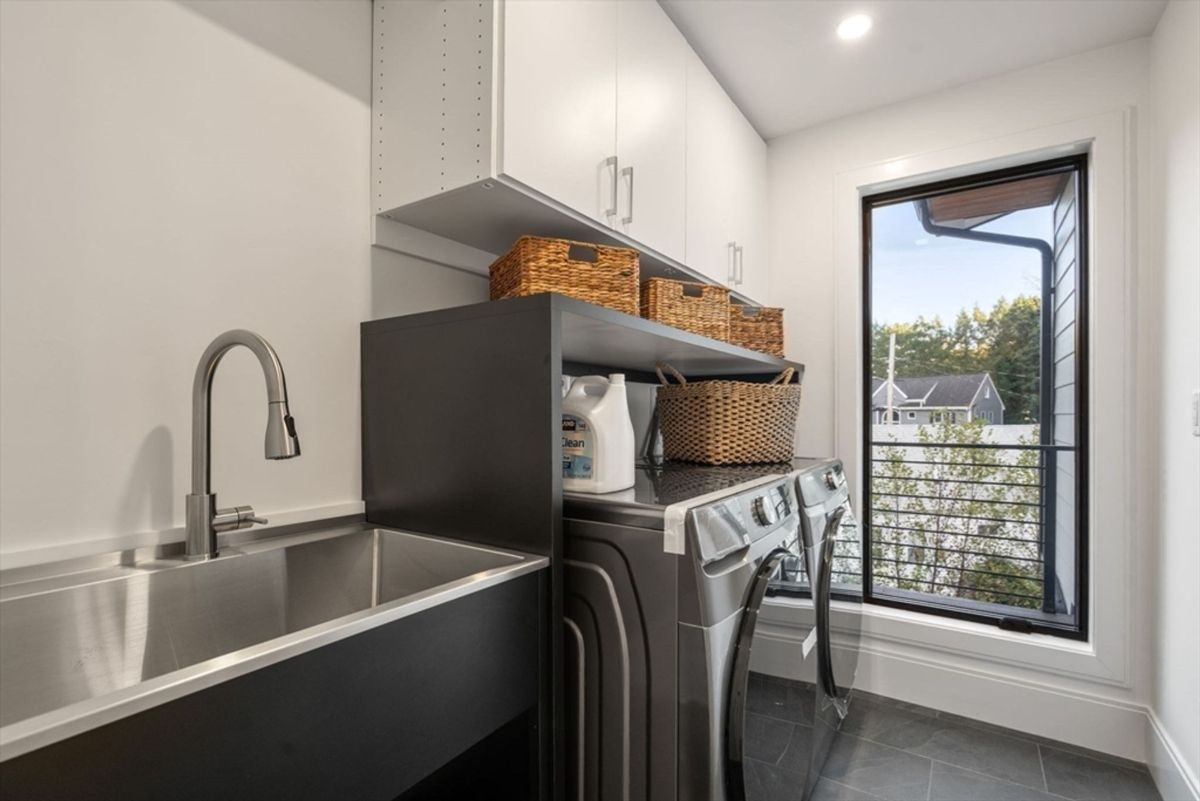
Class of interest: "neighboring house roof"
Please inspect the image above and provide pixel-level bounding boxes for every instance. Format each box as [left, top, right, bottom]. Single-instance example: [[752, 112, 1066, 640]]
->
[[871, 373, 1001, 409], [892, 376, 939, 404], [870, 377, 908, 402]]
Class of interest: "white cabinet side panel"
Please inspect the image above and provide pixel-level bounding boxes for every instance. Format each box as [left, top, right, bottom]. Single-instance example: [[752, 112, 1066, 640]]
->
[[374, 0, 494, 214]]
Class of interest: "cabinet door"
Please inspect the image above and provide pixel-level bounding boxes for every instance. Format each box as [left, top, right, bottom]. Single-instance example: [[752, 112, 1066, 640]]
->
[[501, 0, 618, 225], [730, 114, 769, 303], [614, 0, 686, 263], [684, 50, 737, 286]]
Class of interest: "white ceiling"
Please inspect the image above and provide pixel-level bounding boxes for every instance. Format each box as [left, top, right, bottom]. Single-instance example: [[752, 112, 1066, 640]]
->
[[659, 0, 1166, 139]]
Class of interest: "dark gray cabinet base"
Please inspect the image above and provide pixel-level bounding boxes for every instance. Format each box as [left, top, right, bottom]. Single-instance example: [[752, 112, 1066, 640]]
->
[[0, 571, 543, 801]]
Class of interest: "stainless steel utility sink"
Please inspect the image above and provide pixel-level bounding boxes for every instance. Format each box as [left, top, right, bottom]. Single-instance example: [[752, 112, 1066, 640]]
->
[[0, 523, 546, 760]]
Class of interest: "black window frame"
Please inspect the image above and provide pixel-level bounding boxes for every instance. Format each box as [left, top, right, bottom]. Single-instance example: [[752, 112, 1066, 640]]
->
[[861, 154, 1089, 640]]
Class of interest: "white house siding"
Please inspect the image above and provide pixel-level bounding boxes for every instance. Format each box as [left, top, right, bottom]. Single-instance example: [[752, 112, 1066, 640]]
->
[[1051, 175, 1080, 615], [873, 424, 1037, 447]]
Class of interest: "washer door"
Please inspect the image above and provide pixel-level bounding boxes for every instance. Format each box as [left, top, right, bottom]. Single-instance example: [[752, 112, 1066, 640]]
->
[[725, 548, 819, 801]]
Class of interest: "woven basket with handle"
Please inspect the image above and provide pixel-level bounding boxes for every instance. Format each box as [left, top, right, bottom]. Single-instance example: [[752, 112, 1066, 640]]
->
[[655, 363, 801, 465], [489, 235, 639, 316], [729, 305, 785, 357], [640, 278, 730, 341]]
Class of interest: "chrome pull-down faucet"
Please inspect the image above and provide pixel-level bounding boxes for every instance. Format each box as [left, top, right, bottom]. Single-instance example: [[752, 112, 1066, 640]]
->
[[185, 330, 300, 560]]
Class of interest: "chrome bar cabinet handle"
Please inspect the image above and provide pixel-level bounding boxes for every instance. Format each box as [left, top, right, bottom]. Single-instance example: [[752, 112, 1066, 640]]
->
[[620, 165, 634, 225], [604, 155, 619, 219]]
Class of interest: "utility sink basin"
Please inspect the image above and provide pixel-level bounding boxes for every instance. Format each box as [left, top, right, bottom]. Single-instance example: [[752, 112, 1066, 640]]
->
[[0, 522, 546, 767]]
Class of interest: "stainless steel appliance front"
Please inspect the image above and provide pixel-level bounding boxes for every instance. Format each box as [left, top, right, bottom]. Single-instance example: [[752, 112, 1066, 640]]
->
[[563, 461, 829, 801]]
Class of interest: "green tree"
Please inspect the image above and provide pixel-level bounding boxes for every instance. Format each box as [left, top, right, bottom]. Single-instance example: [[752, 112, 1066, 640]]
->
[[871, 295, 1042, 422], [979, 296, 1040, 423]]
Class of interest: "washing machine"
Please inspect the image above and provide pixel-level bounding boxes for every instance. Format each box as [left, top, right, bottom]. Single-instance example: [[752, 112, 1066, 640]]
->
[[562, 458, 862, 801]]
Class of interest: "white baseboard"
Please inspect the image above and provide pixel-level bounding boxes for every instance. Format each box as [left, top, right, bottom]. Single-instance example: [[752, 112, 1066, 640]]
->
[[751, 626, 1147, 757], [0, 502, 366, 570], [1147, 708, 1200, 801]]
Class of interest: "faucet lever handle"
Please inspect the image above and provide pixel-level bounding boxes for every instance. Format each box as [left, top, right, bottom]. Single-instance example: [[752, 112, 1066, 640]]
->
[[213, 505, 268, 532]]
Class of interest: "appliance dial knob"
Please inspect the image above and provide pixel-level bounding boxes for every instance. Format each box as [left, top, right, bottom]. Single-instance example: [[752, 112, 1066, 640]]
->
[[752, 495, 778, 526], [824, 471, 839, 490]]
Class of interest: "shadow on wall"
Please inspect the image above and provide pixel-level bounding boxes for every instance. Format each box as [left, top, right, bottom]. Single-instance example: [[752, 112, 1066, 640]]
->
[[370, 247, 489, 321], [173, 0, 370, 104], [112, 425, 175, 538]]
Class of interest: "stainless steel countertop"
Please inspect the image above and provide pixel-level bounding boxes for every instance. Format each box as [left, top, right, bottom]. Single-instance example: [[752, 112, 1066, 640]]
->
[[0, 519, 547, 762], [563, 458, 835, 530]]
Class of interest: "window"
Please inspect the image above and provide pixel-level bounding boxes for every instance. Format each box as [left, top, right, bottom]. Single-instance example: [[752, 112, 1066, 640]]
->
[[906, 411, 916, 420], [863, 156, 1087, 638]]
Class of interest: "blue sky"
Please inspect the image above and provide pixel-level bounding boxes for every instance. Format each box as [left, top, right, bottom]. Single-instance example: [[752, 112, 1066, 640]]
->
[[871, 202, 1051, 325]]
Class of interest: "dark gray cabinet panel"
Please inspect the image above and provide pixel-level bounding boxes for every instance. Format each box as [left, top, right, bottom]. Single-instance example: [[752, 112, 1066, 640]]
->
[[362, 299, 562, 555], [362, 297, 564, 800]]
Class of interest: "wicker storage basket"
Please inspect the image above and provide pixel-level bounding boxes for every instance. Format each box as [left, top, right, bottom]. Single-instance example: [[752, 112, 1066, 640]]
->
[[729, 305, 785, 357], [640, 278, 731, 341], [489, 235, 639, 315], [655, 363, 801, 465]]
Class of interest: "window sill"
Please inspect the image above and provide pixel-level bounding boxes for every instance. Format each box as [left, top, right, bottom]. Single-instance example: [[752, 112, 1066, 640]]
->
[[759, 595, 1121, 686]]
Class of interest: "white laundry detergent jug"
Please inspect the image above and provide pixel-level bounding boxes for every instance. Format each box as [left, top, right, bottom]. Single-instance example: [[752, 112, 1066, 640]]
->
[[562, 374, 635, 494]]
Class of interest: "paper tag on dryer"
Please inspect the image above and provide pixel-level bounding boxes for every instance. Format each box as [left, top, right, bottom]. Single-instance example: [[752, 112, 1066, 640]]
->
[[802, 627, 818, 658]]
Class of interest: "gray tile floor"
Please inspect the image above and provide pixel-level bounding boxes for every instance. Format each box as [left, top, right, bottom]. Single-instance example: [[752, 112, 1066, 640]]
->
[[744, 676, 1162, 801]]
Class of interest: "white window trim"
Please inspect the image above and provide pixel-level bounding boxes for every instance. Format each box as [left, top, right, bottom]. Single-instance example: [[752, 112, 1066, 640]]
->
[[831, 110, 1134, 687]]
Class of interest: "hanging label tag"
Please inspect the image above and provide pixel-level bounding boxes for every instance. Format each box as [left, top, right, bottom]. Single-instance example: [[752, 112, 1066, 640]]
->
[[802, 627, 818, 658]]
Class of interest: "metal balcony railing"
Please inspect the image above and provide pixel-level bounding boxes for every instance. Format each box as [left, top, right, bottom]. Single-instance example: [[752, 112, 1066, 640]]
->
[[866, 439, 1067, 613]]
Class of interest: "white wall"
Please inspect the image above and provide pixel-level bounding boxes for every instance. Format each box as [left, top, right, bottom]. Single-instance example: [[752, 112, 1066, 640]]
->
[[768, 37, 1150, 458], [767, 37, 1163, 766], [1147, 2, 1200, 797], [0, 1, 486, 564]]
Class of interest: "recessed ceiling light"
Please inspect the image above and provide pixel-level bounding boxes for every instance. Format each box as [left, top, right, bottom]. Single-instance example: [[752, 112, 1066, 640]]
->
[[837, 13, 873, 42]]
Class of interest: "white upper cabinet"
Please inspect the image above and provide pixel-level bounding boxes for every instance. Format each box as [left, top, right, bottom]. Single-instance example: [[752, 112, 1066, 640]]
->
[[729, 112, 769, 302], [501, 0, 618, 226], [614, 0, 687, 263], [684, 50, 737, 287], [684, 50, 768, 300], [500, 0, 687, 264], [373, 0, 769, 304]]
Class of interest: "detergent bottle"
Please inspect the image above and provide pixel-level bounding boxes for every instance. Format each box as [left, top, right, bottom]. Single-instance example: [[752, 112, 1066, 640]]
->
[[562, 374, 635, 494]]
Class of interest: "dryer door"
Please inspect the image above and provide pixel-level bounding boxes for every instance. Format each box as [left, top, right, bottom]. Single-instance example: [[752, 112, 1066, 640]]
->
[[816, 502, 864, 714], [724, 548, 820, 801]]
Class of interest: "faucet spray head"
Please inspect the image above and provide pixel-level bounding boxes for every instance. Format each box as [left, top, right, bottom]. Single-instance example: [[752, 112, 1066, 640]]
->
[[265, 401, 300, 459]]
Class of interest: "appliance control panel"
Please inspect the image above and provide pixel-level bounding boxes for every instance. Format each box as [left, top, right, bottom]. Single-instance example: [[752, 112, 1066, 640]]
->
[[797, 459, 848, 510], [750, 483, 793, 532], [690, 478, 798, 565]]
